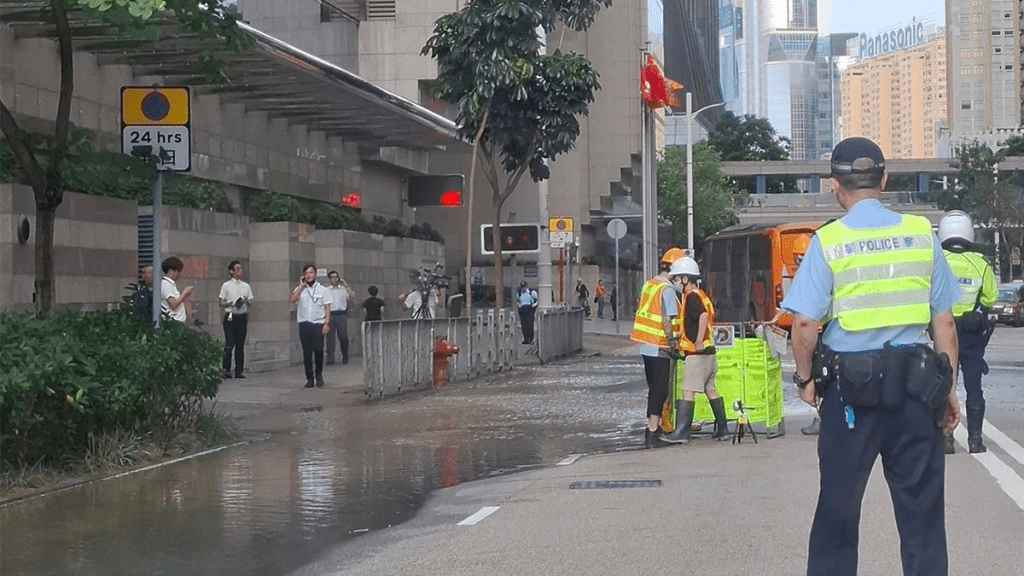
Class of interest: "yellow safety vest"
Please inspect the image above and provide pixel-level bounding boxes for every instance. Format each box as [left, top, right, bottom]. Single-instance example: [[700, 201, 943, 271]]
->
[[679, 289, 715, 353], [630, 277, 681, 347], [944, 250, 997, 318], [817, 214, 934, 331]]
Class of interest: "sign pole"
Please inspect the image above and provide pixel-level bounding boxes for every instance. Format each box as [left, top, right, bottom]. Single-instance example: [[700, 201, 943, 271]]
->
[[151, 166, 162, 327], [615, 236, 620, 334], [558, 248, 565, 303]]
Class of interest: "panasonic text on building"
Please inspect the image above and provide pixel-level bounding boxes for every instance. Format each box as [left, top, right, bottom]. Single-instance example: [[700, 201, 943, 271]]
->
[[856, 19, 929, 60]]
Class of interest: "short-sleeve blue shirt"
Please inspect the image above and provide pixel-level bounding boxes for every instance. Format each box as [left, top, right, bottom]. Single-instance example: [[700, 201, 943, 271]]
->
[[640, 279, 680, 357], [779, 198, 960, 352]]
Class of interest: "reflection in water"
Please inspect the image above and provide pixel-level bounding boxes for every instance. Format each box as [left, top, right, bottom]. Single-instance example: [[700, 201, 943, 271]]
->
[[0, 357, 645, 576]]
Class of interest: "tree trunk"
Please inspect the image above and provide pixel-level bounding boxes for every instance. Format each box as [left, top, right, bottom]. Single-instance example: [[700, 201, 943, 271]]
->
[[34, 204, 56, 315], [491, 203, 504, 309]]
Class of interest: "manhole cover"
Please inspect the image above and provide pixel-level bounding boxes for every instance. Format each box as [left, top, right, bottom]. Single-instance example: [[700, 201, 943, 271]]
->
[[569, 480, 662, 490]]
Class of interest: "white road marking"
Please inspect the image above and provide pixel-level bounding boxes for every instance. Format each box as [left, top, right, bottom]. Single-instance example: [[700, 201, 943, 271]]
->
[[953, 425, 1024, 512], [458, 506, 500, 526], [981, 421, 1024, 468], [556, 454, 584, 466]]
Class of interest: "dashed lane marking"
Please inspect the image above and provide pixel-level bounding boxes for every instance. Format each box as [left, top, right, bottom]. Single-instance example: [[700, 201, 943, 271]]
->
[[458, 506, 500, 526], [556, 454, 584, 466], [953, 425, 1024, 512]]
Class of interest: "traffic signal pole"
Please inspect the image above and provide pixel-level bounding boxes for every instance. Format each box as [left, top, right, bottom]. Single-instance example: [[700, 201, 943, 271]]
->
[[536, 27, 553, 309]]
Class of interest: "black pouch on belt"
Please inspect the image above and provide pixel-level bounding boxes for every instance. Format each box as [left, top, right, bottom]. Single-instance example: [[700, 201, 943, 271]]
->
[[836, 350, 883, 408], [879, 342, 908, 409], [905, 343, 951, 410]]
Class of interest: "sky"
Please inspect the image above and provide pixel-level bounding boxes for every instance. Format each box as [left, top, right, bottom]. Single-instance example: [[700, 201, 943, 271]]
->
[[828, 0, 945, 36]]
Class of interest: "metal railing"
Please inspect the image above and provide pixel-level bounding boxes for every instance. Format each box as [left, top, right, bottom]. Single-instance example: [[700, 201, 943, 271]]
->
[[535, 306, 584, 364], [362, 308, 518, 399]]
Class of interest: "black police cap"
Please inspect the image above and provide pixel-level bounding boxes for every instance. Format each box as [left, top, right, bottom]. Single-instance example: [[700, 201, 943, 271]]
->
[[830, 137, 885, 175]]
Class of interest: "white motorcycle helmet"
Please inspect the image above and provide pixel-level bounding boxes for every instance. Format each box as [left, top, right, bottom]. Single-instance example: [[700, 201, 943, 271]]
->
[[938, 210, 974, 245], [669, 257, 700, 278]]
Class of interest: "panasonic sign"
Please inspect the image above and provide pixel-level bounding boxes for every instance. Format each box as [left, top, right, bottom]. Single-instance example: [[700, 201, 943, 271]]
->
[[858, 19, 927, 59]]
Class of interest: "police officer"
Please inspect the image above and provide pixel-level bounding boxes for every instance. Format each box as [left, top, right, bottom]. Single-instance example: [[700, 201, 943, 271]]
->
[[631, 247, 684, 448], [661, 256, 729, 443], [938, 210, 998, 454], [782, 137, 961, 576]]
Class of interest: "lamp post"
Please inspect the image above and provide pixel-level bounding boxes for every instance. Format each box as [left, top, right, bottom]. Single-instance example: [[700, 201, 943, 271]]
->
[[685, 92, 727, 252]]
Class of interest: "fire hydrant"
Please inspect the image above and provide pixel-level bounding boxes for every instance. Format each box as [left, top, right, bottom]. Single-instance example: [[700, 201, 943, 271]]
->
[[433, 337, 460, 387]]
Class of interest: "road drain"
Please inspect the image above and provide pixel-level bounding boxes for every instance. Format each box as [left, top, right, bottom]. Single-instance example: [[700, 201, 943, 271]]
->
[[569, 480, 662, 490]]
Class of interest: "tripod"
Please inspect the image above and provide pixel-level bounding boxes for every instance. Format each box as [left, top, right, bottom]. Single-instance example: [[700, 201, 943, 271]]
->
[[732, 400, 758, 444]]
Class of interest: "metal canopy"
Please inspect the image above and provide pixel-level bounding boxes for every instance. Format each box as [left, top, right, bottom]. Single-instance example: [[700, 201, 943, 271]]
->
[[0, 1, 461, 152]]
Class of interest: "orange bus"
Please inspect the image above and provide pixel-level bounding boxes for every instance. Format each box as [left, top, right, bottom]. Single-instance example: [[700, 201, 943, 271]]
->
[[702, 221, 823, 329]]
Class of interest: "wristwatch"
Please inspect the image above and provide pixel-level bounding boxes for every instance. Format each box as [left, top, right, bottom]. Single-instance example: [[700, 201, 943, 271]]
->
[[792, 372, 814, 389]]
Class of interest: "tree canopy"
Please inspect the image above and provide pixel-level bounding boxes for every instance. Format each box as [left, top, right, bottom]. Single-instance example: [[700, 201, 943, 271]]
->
[[707, 111, 797, 194], [657, 143, 742, 253], [422, 0, 611, 308]]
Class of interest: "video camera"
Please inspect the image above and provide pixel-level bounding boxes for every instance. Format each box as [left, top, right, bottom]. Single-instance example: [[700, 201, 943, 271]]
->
[[409, 262, 451, 291]]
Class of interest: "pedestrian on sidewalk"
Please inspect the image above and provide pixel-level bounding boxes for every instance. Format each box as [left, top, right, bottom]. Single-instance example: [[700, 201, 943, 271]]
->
[[516, 281, 538, 344], [575, 279, 590, 316], [219, 260, 254, 379], [290, 264, 333, 388], [326, 270, 355, 365], [595, 279, 606, 319], [132, 265, 154, 321], [782, 137, 961, 576], [938, 210, 997, 454], [610, 282, 618, 321], [362, 285, 385, 322], [661, 256, 730, 444], [630, 247, 684, 449], [160, 256, 193, 323]]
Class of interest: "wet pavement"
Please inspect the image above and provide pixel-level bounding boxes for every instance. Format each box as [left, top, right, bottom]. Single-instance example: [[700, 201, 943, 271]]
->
[[0, 333, 647, 576]]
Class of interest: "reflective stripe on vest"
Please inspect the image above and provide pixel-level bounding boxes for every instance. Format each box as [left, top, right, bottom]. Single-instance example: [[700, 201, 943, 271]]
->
[[944, 250, 988, 318], [630, 277, 680, 347], [816, 214, 934, 331], [679, 289, 715, 353]]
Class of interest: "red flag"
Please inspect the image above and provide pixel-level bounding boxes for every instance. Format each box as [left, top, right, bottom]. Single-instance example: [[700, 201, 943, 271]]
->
[[640, 54, 683, 109]]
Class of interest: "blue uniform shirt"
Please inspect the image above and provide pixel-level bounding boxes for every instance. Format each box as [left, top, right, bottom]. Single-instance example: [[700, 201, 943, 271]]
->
[[517, 288, 538, 307], [640, 279, 680, 357], [780, 198, 961, 352]]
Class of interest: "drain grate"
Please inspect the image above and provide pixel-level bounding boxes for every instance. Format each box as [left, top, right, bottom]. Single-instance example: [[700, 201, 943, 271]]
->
[[569, 480, 662, 490]]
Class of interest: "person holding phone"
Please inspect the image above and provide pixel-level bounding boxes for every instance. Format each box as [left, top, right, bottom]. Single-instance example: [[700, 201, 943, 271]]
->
[[289, 264, 333, 388], [219, 260, 254, 379]]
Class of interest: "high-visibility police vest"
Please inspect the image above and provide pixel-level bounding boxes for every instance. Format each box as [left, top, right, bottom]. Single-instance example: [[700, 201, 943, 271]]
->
[[679, 289, 715, 353], [630, 277, 681, 347], [817, 214, 934, 331], [944, 250, 995, 318]]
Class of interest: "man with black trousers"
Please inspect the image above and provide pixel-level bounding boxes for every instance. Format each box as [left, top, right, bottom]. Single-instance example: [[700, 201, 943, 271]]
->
[[219, 260, 254, 379], [289, 265, 332, 388]]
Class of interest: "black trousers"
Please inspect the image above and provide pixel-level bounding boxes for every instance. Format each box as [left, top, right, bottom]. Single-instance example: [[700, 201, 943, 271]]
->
[[958, 330, 988, 411], [326, 310, 349, 363], [642, 355, 671, 417], [807, 384, 947, 576], [298, 321, 325, 380], [222, 313, 248, 376], [519, 305, 535, 343]]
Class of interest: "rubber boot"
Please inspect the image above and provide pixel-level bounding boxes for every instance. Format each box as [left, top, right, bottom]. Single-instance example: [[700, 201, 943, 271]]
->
[[966, 405, 987, 454], [943, 433, 955, 455], [709, 397, 730, 439], [662, 401, 694, 444], [801, 417, 820, 436]]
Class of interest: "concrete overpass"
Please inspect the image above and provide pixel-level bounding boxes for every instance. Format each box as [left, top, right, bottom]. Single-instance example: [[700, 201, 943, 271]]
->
[[734, 192, 946, 227], [720, 157, 1024, 194]]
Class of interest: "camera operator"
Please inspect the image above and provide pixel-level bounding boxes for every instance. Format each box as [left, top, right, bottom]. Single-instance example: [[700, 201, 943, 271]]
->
[[400, 265, 449, 319]]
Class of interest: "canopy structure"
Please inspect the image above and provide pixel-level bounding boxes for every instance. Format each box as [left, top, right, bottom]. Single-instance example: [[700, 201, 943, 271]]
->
[[0, 1, 461, 151]]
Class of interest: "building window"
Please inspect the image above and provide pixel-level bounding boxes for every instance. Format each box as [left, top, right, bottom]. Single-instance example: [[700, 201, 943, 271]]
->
[[992, 30, 1002, 36], [961, 102, 972, 110], [995, 47, 1003, 54], [1004, 30, 1014, 36]]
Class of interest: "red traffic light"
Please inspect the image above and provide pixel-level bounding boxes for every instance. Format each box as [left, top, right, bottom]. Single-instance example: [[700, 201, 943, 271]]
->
[[439, 189, 462, 206]]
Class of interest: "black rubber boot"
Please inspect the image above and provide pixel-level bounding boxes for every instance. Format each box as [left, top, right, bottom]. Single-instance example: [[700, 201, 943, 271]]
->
[[662, 401, 694, 444], [943, 433, 955, 455], [966, 405, 987, 454], [709, 397, 730, 440]]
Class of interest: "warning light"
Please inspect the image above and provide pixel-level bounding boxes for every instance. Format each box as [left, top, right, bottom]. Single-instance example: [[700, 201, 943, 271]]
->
[[341, 192, 361, 208], [440, 189, 461, 206]]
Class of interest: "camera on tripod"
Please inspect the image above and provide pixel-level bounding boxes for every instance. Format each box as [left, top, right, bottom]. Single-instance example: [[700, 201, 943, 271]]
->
[[409, 262, 452, 291]]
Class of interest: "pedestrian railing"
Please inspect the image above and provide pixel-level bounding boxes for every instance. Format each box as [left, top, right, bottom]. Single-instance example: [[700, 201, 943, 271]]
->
[[362, 308, 518, 400], [535, 306, 584, 364]]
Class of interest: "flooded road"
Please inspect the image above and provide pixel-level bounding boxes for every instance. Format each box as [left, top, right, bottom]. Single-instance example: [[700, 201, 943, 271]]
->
[[1, 353, 648, 576]]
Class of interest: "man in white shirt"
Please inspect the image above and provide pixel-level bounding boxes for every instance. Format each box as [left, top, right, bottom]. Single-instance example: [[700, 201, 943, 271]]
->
[[161, 256, 193, 323], [325, 270, 355, 365], [289, 264, 333, 388], [219, 260, 255, 379], [401, 286, 439, 319]]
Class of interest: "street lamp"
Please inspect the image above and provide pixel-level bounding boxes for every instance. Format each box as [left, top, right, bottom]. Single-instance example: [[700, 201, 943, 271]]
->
[[685, 92, 727, 252]]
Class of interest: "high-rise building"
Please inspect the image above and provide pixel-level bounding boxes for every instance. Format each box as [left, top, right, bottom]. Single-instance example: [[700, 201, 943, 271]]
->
[[946, 0, 1023, 149], [841, 28, 947, 158], [815, 33, 857, 160]]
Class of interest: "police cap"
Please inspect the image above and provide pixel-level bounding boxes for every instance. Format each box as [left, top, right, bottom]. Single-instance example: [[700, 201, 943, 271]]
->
[[830, 137, 885, 175]]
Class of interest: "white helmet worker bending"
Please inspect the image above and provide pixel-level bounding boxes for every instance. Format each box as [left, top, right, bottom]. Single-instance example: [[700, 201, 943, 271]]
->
[[937, 210, 975, 246]]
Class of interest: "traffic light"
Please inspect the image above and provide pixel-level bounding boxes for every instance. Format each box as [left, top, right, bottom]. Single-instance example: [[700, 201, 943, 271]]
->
[[481, 224, 540, 254], [407, 175, 464, 207]]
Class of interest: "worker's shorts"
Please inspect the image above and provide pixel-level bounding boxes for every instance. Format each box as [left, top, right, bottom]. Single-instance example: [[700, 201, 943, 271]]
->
[[682, 353, 717, 393]]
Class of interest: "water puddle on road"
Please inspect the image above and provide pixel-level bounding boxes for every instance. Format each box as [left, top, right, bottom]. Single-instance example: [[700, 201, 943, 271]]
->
[[0, 357, 647, 576]]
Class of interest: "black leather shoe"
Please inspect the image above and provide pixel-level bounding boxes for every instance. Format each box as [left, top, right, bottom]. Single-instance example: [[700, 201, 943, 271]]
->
[[316, 375, 325, 388], [943, 434, 955, 455], [305, 379, 315, 388], [234, 374, 245, 379], [224, 372, 233, 379]]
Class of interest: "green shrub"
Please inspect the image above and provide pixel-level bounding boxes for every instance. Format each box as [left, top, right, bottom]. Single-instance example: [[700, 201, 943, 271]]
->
[[0, 306, 223, 467], [249, 190, 309, 222]]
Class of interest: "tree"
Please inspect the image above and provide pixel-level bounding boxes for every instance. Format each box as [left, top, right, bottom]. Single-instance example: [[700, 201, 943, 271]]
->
[[0, 0, 251, 316], [937, 139, 1024, 281], [707, 111, 797, 194], [657, 143, 742, 252], [422, 0, 611, 308]]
